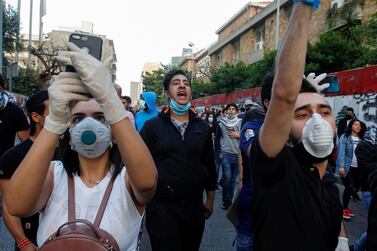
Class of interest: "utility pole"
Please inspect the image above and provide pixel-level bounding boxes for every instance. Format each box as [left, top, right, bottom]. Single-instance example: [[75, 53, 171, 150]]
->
[[15, 0, 21, 64], [27, 0, 33, 68], [0, 0, 3, 71], [275, 0, 280, 50]]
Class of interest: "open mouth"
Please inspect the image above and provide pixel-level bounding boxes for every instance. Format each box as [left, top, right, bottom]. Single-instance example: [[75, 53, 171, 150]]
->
[[177, 91, 187, 98]]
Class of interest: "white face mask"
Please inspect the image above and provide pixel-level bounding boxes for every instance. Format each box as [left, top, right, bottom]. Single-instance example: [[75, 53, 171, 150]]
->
[[301, 113, 334, 158], [208, 117, 214, 123], [70, 117, 112, 159], [138, 99, 146, 110]]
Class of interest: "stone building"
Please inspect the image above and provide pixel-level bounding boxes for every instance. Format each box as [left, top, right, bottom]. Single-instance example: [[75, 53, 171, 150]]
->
[[207, 0, 376, 68]]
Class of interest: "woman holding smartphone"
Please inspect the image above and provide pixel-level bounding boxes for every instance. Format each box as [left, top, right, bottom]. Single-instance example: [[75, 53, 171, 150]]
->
[[5, 43, 157, 251]]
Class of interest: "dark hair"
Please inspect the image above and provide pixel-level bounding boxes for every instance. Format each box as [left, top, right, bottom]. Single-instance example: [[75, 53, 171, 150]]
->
[[57, 129, 123, 178], [26, 91, 49, 136], [260, 71, 318, 111], [346, 107, 354, 113], [0, 74, 4, 88], [122, 96, 132, 104], [225, 103, 238, 111], [163, 69, 191, 91], [344, 119, 366, 138]]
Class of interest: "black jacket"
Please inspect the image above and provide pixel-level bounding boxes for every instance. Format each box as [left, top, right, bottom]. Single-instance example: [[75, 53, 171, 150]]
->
[[367, 170, 377, 250], [355, 139, 377, 191], [140, 108, 216, 202]]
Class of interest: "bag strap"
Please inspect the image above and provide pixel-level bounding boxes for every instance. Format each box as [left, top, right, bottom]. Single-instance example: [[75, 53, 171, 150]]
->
[[68, 175, 76, 221], [93, 175, 116, 227], [68, 173, 116, 226]]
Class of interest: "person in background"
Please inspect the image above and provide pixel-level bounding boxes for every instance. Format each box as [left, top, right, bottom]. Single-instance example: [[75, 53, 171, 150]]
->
[[0, 74, 29, 222], [0, 74, 29, 158], [351, 128, 377, 251], [238, 100, 255, 120], [201, 112, 209, 120], [135, 91, 159, 132], [140, 69, 215, 251], [0, 91, 49, 251], [337, 119, 366, 220], [338, 107, 356, 138], [114, 84, 135, 128], [216, 103, 241, 210], [121, 95, 132, 112]]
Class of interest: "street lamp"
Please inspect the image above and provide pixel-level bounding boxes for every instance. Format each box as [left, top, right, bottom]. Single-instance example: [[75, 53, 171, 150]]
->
[[188, 42, 195, 83]]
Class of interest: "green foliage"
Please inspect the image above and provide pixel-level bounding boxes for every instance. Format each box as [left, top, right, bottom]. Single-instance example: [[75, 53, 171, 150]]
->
[[208, 50, 276, 94], [210, 62, 252, 93], [1, 1, 41, 96], [306, 13, 377, 73], [11, 68, 41, 96], [192, 80, 215, 99], [2, 1, 21, 56], [306, 31, 365, 73]]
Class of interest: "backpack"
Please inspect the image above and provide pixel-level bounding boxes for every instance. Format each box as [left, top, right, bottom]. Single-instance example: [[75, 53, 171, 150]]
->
[[38, 175, 120, 251]]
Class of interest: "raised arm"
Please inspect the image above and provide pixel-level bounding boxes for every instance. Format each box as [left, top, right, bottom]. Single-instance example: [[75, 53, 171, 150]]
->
[[112, 118, 157, 206], [56, 43, 157, 206], [6, 73, 90, 216], [259, 3, 313, 157]]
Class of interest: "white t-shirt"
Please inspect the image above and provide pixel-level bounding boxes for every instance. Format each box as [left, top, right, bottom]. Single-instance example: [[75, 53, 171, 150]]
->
[[37, 161, 143, 251], [351, 136, 360, 168]]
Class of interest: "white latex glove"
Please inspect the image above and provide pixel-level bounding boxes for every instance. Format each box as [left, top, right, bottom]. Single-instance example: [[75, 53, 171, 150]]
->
[[335, 237, 350, 251], [55, 42, 127, 125], [305, 72, 330, 93], [45, 72, 90, 135]]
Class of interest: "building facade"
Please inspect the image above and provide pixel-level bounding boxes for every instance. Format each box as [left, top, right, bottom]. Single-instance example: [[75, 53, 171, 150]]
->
[[130, 81, 141, 106], [207, 0, 376, 68]]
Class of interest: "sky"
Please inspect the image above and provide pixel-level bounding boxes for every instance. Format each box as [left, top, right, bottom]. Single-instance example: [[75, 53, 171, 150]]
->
[[6, 0, 250, 95]]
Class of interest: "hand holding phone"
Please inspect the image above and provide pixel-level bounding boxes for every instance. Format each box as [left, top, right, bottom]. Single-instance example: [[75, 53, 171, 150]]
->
[[65, 33, 103, 72]]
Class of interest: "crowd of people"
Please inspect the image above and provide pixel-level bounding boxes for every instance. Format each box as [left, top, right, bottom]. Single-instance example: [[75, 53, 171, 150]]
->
[[0, 1, 376, 251]]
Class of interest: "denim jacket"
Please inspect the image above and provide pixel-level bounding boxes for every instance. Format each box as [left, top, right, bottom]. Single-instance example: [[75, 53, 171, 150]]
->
[[336, 134, 355, 175]]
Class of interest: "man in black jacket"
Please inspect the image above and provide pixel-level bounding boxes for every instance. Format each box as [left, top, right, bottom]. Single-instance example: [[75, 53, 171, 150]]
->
[[140, 69, 216, 251], [337, 107, 356, 138], [355, 128, 377, 250]]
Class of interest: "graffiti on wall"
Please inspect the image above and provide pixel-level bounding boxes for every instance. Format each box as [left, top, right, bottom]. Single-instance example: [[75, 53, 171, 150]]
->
[[327, 93, 377, 133]]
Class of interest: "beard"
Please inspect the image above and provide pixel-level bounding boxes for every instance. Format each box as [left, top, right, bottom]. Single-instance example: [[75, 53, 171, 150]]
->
[[288, 134, 336, 165]]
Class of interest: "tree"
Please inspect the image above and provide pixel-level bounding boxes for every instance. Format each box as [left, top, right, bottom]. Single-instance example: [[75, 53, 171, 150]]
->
[[208, 50, 277, 94], [1, 1, 45, 96], [11, 68, 41, 96], [191, 80, 215, 99], [306, 31, 365, 73], [2, 1, 21, 57], [29, 42, 62, 89]]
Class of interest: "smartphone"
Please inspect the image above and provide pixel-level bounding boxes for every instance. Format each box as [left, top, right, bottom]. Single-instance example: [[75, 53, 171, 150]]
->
[[66, 33, 103, 72], [319, 75, 340, 93]]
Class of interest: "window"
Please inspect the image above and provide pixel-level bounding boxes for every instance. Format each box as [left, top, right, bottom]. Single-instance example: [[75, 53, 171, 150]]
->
[[233, 40, 240, 63], [255, 25, 265, 51], [217, 52, 223, 65]]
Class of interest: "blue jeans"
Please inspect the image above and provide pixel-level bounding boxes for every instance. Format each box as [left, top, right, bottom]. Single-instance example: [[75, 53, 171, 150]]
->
[[214, 150, 222, 186], [221, 153, 239, 203], [236, 232, 253, 251], [353, 192, 372, 251]]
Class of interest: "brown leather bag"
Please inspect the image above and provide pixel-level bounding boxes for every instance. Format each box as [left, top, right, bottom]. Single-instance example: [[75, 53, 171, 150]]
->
[[38, 176, 120, 251]]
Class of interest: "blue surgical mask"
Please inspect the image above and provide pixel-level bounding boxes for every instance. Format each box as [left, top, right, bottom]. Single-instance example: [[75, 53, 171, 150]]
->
[[170, 99, 191, 116]]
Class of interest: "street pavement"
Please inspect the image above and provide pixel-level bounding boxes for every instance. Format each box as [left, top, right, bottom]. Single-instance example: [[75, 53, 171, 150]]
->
[[0, 185, 368, 251]]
